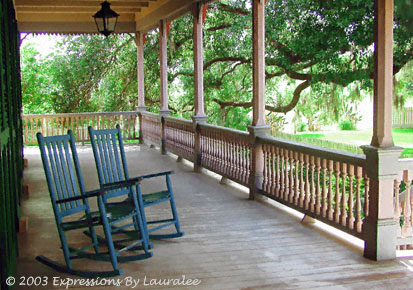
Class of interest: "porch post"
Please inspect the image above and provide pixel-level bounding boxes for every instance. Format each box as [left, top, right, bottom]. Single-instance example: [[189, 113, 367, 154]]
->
[[159, 19, 170, 114], [159, 19, 170, 154], [136, 31, 146, 144], [248, 0, 270, 200], [136, 31, 146, 111], [192, 3, 207, 172], [362, 0, 402, 261]]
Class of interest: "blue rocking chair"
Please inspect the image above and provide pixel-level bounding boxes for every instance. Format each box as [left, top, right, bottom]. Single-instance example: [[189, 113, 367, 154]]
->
[[88, 125, 184, 240], [36, 131, 152, 278]]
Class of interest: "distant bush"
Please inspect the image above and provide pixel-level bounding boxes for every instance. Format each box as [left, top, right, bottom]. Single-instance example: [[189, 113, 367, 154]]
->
[[296, 122, 307, 132], [339, 120, 356, 131]]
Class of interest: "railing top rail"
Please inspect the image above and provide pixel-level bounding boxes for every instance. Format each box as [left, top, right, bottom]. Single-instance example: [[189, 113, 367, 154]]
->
[[258, 135, 366, 166], [23, 111, 138, 117], [399, 158, 413, 171], [163, 116, 193, 126], [198, 123, 250, 138], [140, 111, 160, 118]]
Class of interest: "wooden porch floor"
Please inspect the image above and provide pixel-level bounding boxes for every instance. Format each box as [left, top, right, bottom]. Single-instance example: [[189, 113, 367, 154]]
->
[[17, 144, 413, 289]]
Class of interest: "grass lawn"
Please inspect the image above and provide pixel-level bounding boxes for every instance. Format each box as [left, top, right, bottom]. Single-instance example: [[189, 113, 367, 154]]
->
[[293, 128, 413, 158]]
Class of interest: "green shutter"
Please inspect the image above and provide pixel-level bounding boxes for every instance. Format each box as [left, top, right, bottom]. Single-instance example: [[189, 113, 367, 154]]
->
[[0, 0, 23, 288]]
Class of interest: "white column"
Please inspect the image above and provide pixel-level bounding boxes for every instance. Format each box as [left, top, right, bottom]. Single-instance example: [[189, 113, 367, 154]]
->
[[159, 19, 169, 112], [252, 0, 266, 127], [136, 31, 146, 111], [370, 0, 394, 147], [193, 3, 206, 117]]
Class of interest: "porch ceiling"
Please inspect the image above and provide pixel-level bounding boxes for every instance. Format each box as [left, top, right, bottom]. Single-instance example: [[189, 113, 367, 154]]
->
[[14, 0, 203, 34]]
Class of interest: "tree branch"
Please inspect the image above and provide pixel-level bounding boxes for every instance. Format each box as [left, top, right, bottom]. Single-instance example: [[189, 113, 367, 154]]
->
[[204, 56, 249, 70], [217, 3, 250, 16], [212, 80, 311, 114]]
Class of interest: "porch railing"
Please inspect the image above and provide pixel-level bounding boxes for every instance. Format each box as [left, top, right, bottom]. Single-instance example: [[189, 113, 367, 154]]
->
[[164, 116, 195, 162], [258, 136, 368, 238], [141, 112, 161, 145], [140, 113, 371, 241], [199, 123, 251, 186], [22, 111, 139, 144], [395, 159, 413, 248]]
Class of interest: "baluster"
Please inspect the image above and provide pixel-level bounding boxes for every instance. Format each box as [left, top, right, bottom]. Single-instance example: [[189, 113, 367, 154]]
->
[[347, 164, 355, 229], [214, 131, 219, 171], [289, 150, 294, 203], [334, 161, 341, 223], [275, 147, 280, 197], [29, 117, 33, 142], [403, 171, 412, 238], [327, 160, 334, 220], [304, 154, 310, 210], [208, 131, 212, 168], [299, 152, 305, 207], [241, 142, 245, 183], [294, 152, 300, 205], [394, 177, 402, 238], [41, 116, 44, 136], [24, 117, 28, 144], [321, 159, 328, 217], [221, 133, 225, 175], [228, 136, 232, 178], [355, 166, 363, 232], [268, 146, 272, 192], [225, 135, 229, 176], [210, 131, 215, 169], [363, 171, 370, 218], [236, 139, 241, 181], [263, 146, 268, 193], [204, 131, 208, 168], [279, 149, 285, 200], [310, 156, 316, 212], [242, 141, 246, 183], [50, 117, 54, 137], [315, 157, 321, 215], [46, 115, 50, 137], [271, 147, 276, 196], [340, 163, 348, 226], [285, 149, 290, 201]]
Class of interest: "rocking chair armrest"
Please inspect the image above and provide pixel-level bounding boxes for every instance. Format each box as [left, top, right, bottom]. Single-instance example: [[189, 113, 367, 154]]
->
[[56, 189, 106, 204], [102, 176, 143, 191], [137, 171, 175, 180]]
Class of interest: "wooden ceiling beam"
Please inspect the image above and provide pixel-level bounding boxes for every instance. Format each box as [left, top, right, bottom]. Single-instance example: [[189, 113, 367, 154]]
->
[[14, 0, 150, 8], [17, 12, 135, 22], [16, 7, 142, 13]]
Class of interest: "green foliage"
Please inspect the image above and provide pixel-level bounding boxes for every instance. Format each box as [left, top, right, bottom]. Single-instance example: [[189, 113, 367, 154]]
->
[[20, 0, 413, 131], [339, 120, 356, 131]]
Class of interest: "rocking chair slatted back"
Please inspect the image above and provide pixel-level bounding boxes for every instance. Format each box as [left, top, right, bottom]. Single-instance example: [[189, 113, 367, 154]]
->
[[89, 126, 129, 199], [37, 131, 89, 218]]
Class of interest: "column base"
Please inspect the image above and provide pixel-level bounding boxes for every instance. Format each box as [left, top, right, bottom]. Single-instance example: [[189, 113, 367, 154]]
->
[[192, 115, 208, 172], [192, 115, 208, 124], [363, 217, 397, 261], [137, 106, 147, 112], [247, 125, 271, 138], [249, 172, 264, 200], [159, 110, 171, 117], [159, 110, 171, 154], [361, 145, 403, 178]]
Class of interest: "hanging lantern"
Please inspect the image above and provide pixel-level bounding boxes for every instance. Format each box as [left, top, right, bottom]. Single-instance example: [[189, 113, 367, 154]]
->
[[93, 1, 119, 37]]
